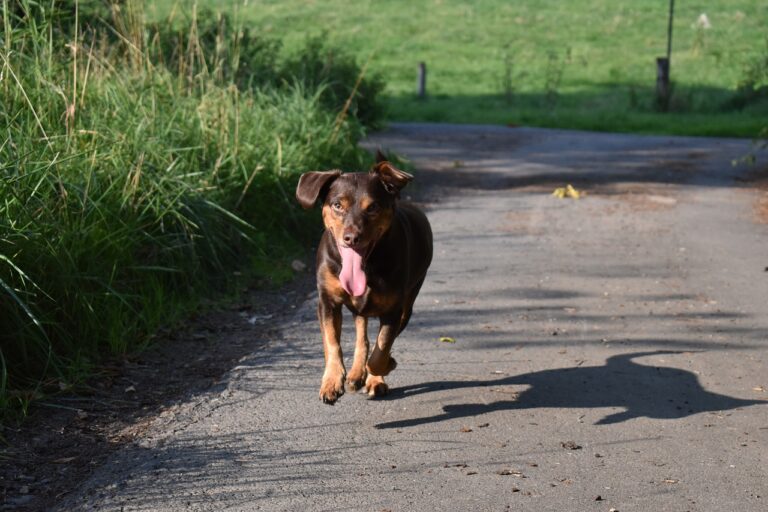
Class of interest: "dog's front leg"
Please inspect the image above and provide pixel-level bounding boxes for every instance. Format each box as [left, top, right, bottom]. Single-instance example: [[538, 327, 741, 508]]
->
[[346, 315, 369, 392], [318, 300, 345, 404], [365, 311, 400, 397]]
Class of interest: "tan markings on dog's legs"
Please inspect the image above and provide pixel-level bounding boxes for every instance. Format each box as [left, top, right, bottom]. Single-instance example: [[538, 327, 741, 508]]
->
[[364, 373, 388, 397], [346, 315, 369, 391], [318, 302, 345, 404], [320, 265, 345, 298]]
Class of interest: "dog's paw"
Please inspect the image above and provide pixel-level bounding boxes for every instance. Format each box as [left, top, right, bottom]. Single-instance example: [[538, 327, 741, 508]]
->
[[364, 374, 389, 398], [319, 372, 345, 405], [345, 369, 367, 392]]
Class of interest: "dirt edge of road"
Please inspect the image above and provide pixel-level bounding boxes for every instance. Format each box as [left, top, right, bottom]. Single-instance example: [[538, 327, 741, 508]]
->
[[1, 273, 316, 511]]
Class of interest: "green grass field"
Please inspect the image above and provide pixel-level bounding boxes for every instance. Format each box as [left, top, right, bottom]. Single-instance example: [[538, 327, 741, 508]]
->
[[164, 0, 768, 137]]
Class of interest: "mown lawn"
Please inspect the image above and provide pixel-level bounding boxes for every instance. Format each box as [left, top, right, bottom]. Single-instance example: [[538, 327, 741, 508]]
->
[[159, 0, 768, 137]]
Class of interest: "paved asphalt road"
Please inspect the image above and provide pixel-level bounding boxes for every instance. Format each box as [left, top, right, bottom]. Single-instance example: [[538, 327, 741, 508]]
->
[[62, 124, 767, 511]]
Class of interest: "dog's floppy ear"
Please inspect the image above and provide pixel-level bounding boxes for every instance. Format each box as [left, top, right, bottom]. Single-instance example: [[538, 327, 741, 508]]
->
[[295, 170, 342, 209], [371, 160, 413, 196]]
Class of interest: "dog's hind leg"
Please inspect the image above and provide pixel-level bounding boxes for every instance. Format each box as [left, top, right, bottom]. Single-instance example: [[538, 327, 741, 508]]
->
[[365, 312, 400, 397], [346, 315, 369, 392], [398, 275, 426, 335]]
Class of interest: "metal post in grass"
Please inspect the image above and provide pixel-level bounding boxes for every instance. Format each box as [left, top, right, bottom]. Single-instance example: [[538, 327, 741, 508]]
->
[[417, 62, 427, 99], [656, 0, 675, 111]]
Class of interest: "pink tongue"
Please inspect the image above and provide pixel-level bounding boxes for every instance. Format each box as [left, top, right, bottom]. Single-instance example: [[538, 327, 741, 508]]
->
[[338, 245, 367, 297]]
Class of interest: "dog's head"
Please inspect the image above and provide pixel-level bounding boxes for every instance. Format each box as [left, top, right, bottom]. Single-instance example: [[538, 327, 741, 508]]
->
[[295, 151, 412, 254]]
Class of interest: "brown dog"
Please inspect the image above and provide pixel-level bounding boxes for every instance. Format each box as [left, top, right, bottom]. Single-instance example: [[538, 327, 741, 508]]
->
[[295, 153, 432, 404]]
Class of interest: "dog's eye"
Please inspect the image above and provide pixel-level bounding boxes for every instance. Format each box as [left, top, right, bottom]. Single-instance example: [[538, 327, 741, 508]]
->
[[331, 201, 343, 212], [366, 203, 379, 214]]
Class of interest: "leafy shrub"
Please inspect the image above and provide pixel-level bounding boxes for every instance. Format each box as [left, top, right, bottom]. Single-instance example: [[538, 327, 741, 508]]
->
[[280, 35, 386, 129], [729, 37, 768, 110]]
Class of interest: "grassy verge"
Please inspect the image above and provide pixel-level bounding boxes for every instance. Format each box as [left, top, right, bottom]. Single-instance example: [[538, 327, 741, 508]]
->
[[0, 1, 381, 418], [386, 94, 766, 138], [179, 0, 768, 137]]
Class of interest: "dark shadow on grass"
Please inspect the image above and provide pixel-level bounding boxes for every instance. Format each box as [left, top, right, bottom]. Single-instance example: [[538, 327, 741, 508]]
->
[[383, 83, 768, 138], [375, 351, 766, 429]]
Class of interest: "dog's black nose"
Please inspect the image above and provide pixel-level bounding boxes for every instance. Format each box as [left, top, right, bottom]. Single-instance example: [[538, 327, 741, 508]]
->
[[343, 232, 360, 246]]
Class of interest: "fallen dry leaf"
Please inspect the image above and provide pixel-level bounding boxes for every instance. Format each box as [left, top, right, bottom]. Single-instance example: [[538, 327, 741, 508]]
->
[[439, 336, 456, 343], [460, 427, 473, 433], [552, 184, 583, 199], [561, 441, 582, 450], [496, 469, 525, 477]]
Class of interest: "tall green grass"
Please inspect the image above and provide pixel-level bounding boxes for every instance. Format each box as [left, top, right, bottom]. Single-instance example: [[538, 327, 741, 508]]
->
[[0, 1, 379, 416]]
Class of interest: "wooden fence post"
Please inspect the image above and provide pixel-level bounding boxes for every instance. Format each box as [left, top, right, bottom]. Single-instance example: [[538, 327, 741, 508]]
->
[[656, 0, 675, 111], [656, 57, 670, 111], [417, 62, 427, 99]]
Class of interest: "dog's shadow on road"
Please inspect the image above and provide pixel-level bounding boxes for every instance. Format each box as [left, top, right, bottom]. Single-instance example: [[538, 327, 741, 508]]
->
[[374, 351, 765, 429]]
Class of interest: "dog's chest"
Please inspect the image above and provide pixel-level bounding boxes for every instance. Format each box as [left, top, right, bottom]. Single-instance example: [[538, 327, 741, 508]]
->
[[347, 286, 400, 316], [321, 266, 400, 316]]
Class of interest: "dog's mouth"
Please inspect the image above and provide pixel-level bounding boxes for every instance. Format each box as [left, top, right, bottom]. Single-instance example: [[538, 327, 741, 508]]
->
[[337, 241, 372, 297]]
